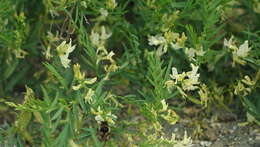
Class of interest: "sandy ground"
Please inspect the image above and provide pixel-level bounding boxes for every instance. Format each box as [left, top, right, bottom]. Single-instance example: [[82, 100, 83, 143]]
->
[[163, 110, 260, 147]]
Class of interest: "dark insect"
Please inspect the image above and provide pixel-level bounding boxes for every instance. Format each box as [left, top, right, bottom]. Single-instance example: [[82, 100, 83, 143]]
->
[[98, 121, 110, 142]]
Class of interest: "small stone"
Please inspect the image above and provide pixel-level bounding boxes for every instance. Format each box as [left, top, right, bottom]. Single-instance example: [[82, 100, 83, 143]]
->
[[204, 128, 218, 141], [200, 141, 212, 147], [250, 129, 259, 135], [255, 134, 260, 140], [222, 129, 229, 135], [211, 141, 224, 147], [229, 129, 234, 134]]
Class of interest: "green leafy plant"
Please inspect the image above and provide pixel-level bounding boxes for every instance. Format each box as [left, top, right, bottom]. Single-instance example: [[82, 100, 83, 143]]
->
[[0, 0, 260, 146]]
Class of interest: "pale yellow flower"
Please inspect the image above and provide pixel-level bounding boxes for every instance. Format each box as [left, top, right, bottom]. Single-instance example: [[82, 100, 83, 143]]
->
[[165, 80, 175, 91], [242, 75, 255, 86], [170, 67, 178, 80], [99, 8, 108, 20], [84, 77, 97, 84], [73, 63, 85, 80], [168, 64, 200, 92], [160, 99, 168, 111], [84, 88, 95, 104], [95, 115, 105, 123], [100, 26, 112, 40], [104, 61, 118, 72], [91, 106, 117, 124], [185, 48, 196, 59], [72, 63, 97, 90], [164, 31, 179, 43], [90, 31, 100, 47], [175, 32, 187, 49], [236, 40, 250, 57], [161, 109, 179, 125], [196, 46, 206, 56], [56, 39, 76, 68], [90, 26, 112, 48], [183, 64, 200, 91], [106, 0, 117, 9], [148, 35, 166, 46], [45, 46, 53, 60], [224, 36, 236, 49], [72, 84, 81, 91]]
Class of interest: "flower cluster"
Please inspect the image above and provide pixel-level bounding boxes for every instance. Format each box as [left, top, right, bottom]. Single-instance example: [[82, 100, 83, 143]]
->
[[145, 130, 192, 147], [72, 63, 97, 90], [148, 31, 187, 56], [184, 46, 205, 61], [234, 75, 256, 96], [91, 106, 117, 124], [89, 3, 118, 73], [224, 36, 251, 65], [159, 99, 179, 125], [165, 64, 200, 94], [90, 25, 118, 76]]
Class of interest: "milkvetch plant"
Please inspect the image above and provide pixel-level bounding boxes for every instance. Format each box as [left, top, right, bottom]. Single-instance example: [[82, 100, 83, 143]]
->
[[1, 0, 260, 146]]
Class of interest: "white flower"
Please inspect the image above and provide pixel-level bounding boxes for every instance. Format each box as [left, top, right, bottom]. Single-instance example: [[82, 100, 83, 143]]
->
[[95, 115, 105, 123], [106, 0, 117, 9], [72, 84, 81, 91], [236, 40, 250, 57], [171, 43, 182, 50], [224, 36, 234, 48], [100, 26, 112, 40], [168, 64, 200, 91], [182, 79, 199, 91], [170, 67, 178, 80], [224, 36, 251, 65], [84, 77, 97, 84], [187, 64, 199, 79], [148, 35, 166, 46], [196, 46, 206, 56], [170, 67, 186, 83], [90, 26, 112, 48], [183, 64, 200, 91], [185, 47, 205, 60], [96, 8, 109, 21], [171, 32, 187, 50], [90, 31, 100, 47], [98, 51, 116, 64], [185, 48, 196, 59], [100, 8, 108, 18], [106, 112, 117, 124], [155, 44, 168, 57], [56, 39, 76, 68], [105, 51, 115, 61]]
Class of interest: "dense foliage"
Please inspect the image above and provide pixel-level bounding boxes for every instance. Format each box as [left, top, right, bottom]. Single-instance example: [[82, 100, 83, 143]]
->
[[0, 0, 259, 146]]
